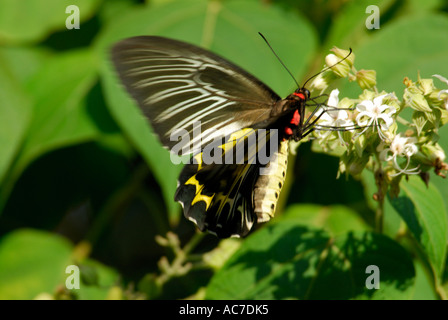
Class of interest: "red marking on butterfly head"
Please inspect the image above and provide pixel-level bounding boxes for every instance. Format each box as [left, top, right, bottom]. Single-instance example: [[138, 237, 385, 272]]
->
[[293, 92, 306, 100]]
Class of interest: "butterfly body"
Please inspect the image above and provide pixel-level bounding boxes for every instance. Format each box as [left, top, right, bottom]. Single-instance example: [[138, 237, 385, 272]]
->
[[112, 36, 315, 238]]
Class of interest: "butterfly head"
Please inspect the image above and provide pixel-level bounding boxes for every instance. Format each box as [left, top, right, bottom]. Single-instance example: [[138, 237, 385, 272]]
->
[[292, 87, 310, 102]]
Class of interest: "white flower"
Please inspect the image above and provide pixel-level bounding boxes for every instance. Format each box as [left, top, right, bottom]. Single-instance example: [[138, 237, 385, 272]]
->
[[325, 54, 339, 67], [379, 133, 420, 176], [433, 74, 448, 110], [355, 94, 396, 141], [309, 72, 328, 94], [316, 89, 354, 144]]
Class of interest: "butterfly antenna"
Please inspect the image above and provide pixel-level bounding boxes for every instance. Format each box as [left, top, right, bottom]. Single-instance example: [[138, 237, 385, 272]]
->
[[301, 48, 353, 89], [258, 32, 301, 89]]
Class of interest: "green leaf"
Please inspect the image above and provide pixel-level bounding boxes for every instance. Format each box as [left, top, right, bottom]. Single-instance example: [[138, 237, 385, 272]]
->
[[97, 0, 316, 96], [412, 258, 439, 300], [75, 259, 121, 300], [318, 231, 415, 300], [0, 46, 51, 85], [282, 204, 370, 235], [0, 49, 100, 210], [0, 0, 102, 44], [206, 221, 415, 299], [325, 0, 396, 49], [0, 54, 32, 185], [100, 62, 183, 220], [340, 14, 448, 99], [0, 229, 73, 299], [98, 0, 317, 219], [389, 175, 448, 281]]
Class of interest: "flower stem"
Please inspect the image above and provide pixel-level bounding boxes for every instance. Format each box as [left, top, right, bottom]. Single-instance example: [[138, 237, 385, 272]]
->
[[374, 165, 386, 233], [375, 199, 384, 233]]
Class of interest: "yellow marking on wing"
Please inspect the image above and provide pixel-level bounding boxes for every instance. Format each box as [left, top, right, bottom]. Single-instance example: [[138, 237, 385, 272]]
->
[[215, 163, 252, 216], [184, 128, 258, 212], [219, 128, 255, 153], [192, 153, 204, 170], [229, 128, 254, 141], [185, 174, 214, 210]]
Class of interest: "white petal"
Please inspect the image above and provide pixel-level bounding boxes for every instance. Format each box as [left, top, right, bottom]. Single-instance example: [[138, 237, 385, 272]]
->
[[356, 100, 373, 112], [379, 148, 391, 161], [403, 144, 418, 157], [373, 94, 387, 107], [356, 112, 373, 126], [433, 74, 448, 85], [325, 54, 339, 67], [377, 114, 394, 128], [327, 89, 340, 107], [438, 89, 448, 100]]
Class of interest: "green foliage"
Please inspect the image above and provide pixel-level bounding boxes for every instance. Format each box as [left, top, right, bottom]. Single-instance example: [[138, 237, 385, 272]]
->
[[390, 176, 447, 283], [0, 0, 447, 300], [205, 221, 415, 300]]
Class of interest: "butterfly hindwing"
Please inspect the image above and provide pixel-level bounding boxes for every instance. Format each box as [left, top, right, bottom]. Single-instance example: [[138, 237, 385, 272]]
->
[[175, 158, 258, 238], [175, 127, 289, 237]]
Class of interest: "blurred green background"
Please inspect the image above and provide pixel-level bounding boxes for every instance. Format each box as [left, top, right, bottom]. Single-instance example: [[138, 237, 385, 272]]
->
[[0, 0, 447, 300]]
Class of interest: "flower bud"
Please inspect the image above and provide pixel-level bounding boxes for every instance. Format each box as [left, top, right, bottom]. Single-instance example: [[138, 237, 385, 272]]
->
[[331, 47, 355, 66], [358, 89, 376, 101], [403, 88, 432, 112], [308, 71, 337, 93], [347, 152, 370, 176], [418, 78, 435, 95], [356, 69, 377, 89], [422, 144, 446, 163], [325, 47, 353, 78], [441, 109, 448, 125]]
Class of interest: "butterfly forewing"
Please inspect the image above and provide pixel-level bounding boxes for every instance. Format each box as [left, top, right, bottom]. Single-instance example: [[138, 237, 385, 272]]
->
[[111, 36, 281, 154]]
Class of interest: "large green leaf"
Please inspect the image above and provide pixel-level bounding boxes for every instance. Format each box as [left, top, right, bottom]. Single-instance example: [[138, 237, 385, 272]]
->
[[0, 53, 32, 186], [340, 14, 448, 98], [0, 229, 73, 299], [0, 0, 102, 44], [0, 46, 51, 85], [282, 204, 370, 235], [97, 0, 317, 219], [206, 219, 415, 299], [389, 176, 448, 281], [0, 49, 100, 210], [325, 0, 396, 50], [0, 229, 121, 300], [75, 258, 121, 300]]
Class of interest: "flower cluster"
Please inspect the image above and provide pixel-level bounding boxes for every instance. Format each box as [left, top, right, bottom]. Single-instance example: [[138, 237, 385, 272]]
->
[[307, 47, 448, 187]]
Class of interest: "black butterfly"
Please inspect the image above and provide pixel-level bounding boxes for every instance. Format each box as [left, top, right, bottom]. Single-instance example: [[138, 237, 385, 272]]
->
[[111, 36, 335, 238]]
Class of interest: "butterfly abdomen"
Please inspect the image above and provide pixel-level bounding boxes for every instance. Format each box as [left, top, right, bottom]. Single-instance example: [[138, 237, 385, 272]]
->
[[253, 139, 289, 223]]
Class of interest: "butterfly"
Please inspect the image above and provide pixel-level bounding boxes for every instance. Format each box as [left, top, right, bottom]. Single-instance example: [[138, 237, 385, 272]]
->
[[111, 35, 340, 238]]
